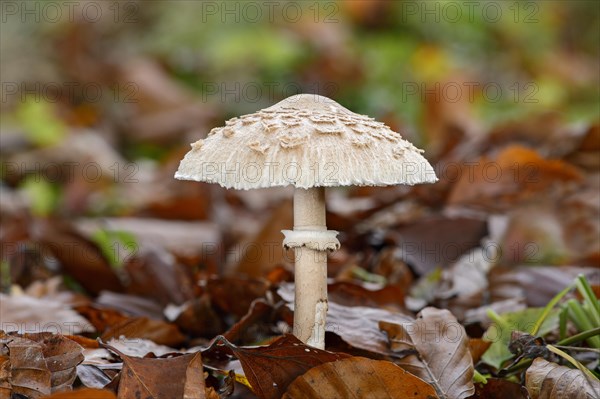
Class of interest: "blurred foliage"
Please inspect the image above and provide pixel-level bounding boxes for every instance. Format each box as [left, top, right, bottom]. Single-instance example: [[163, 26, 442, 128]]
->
[[1, 0, 598, 139]]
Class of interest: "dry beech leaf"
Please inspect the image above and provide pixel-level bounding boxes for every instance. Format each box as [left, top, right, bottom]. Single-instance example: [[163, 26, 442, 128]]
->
[[1, 333, 84, 397], [33, 220, 124, 295], [28, 333, 85, 393], [327, 281, 406, 309], [40, 387, 117, 398], [379, 307, 475, 399], [208, 334, 349, 399], [0, 293, 94, 335], [278, 284, 413, 356], [104, 344, 206, 399], [3, 337, 51, 398], [0, 355, 11, 397], [526, 358, 600, 399], [100, 316, 185, 347], [471, 378, 529, 399], [468, 338, 492, 364], [282, 356, 438, 399], [447, 145, 583, 209]]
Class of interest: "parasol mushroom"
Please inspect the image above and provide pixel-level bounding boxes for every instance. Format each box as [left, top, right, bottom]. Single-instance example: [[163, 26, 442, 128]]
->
[[175, 94, 437, 348]]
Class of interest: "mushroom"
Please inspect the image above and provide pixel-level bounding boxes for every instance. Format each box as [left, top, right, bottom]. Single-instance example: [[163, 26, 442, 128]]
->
[[175, 94, 437, 349]]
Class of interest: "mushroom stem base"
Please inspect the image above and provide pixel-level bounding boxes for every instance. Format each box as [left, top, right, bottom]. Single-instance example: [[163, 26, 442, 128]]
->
[[293, 247, 328, 348], [291, 187, 333, 349]]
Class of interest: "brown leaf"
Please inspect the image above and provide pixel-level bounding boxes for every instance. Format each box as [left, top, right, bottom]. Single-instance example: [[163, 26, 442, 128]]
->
[[526, 358, 600, 399], [41, 387, 117, 398], [328, 281, 406, 309], [100, 316, 185, 347], [105, 345, 205, 399], [0, 354, 12, 398], [0, 293, 94, 335], [485, 113, 581, 159], [125, 246, 196, 306], [489, 266, 599, 307], [391, 215, 487, 275], [1, 333, 84, 396], [76, 364, 112, 389], [380, 307, 475, 399], [95, 291, 164, 320], [170, 294, 226, 338], [207, 277, 269, 318], [232, 199, 293, 277], [277, 284, 412, 356], [3, 337, 51, 398], [282, 356, 438, 399], [33, 220, 124, 295], [29, 334, 84, 393], [447, 146, 583, 211], [209, 334, 349, 399], [222, 299, 273, 344], [328, 301, 414, 356], [471, 378, 530, 399], [74, 305, 130, 333], [468, 338, 491, 364], [76, 217, 220, 269]]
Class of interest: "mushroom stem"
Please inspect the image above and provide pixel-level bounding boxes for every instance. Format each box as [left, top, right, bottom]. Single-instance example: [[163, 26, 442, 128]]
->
[[293, 187, 328, 349]]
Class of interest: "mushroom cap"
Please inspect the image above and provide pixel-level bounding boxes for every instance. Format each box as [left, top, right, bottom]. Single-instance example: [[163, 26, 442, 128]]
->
[[175, 94, 437, 189]]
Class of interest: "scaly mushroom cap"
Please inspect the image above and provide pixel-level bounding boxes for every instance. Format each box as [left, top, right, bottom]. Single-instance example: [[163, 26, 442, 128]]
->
[[175, 94, 437, 189]]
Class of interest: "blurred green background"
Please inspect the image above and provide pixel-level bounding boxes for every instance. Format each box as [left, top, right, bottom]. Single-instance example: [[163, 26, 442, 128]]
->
[[1, 0, 598, 217]]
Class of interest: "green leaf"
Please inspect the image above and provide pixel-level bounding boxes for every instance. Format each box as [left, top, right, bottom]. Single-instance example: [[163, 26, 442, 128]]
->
[[91, 229, 138, 269], [15, 98, 67, 147], [481, 308, 559, 370], [20, 177, 60, 216]]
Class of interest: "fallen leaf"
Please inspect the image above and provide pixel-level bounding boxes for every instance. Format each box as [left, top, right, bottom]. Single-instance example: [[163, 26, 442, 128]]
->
[[76, 364, 112, 389], [526, 358, 600, 399], [278, 283, 413, 356], [0, 355, 10, 397], [328, 281, 406, 309], [74, 305, 130, 333], [485, 113, 581, 158], [167, 294, 226, 338], [490, 266, 599, 307], [125, 246, 196, 306], [0, 293, 95, 335], [29, 333, 84, 393], [104, 345, 206, 399], [3, 336, 51, 398], [282, 357, 438, 399], [100, 316, 185, 347], [207, 277, 269, 318], [391, 215, 487, 275], [468, 338, 492, 364], [40, 387, 117, 398], [231, 199, 293, 277], [222, 299, 273, 344], [95, 291, 164, 320], [448, 145, 583, 210], [76, 217, 221, 274], [471, 378, 530, 398], [380, 307, 475, 399], [327, 301, 413, 356], [32, 220, 124, 295], [208, 334, 349, 399]]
